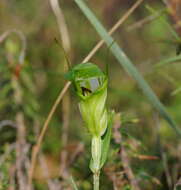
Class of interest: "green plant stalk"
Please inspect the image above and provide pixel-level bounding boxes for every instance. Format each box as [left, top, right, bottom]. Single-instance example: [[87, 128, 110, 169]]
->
[[93, 170, 100, 190], [91, 136, 101, 190], [91, 136, 101, 172], [65, 63, 111, 190]]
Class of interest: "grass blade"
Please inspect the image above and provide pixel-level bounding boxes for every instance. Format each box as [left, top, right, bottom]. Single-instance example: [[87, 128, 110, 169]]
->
[[155, 55, 181, 68], [74, 0, 181, 136], [172, 86, 181, 96], [69, 176, 79, 190]]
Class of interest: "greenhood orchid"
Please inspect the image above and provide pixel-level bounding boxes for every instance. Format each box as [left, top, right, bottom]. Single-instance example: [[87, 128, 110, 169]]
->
[[65, 62, 112, 190], [65, 63, 108, 137]]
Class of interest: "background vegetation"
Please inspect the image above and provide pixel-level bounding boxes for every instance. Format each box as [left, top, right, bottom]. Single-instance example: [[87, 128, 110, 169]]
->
[[0, 0, 181, 189]]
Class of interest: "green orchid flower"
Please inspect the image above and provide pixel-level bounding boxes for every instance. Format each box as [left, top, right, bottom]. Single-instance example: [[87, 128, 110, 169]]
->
[[65, 62, 108, 137], [65, 62, 112, 190]]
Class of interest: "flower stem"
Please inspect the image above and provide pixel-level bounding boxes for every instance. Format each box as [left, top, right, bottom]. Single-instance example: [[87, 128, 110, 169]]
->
[[91, 136, 101, 190], [93, 171, 100, 190], [91, 136, 101, 171]]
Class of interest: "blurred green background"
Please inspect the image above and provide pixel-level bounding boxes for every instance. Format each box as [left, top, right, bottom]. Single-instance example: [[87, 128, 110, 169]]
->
[[0, 0, 181, 189]]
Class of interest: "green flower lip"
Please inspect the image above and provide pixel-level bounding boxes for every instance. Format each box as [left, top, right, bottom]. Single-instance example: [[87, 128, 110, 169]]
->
[[65, 62, 107, 100], [77, 76, 107, 98]]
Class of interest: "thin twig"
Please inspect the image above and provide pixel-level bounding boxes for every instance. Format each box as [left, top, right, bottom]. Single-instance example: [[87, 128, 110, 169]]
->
[[167, 0, 181, 36], [28, 0, 144, 186], [49, 0, 71, 53], [127, 9, 165, 31]]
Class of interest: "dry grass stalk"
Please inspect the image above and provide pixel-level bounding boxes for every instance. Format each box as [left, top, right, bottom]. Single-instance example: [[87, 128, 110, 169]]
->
[[127, 9, 164, 31], [167, 0, 181, 36], [49, 0, 72, 181]]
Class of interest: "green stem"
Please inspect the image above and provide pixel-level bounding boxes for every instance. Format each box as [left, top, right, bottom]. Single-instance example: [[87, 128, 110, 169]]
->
[[93, 171, 100, 190], [91, 136, 101, 171], [91, 136, 101, 190]]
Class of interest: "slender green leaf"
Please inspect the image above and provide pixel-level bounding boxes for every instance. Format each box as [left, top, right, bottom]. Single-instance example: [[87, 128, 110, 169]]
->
[[74, 0, 181, 136], [172, 86, 181, 96], [89, 157, 94, 172], [155, 55, 181, 68], [100, 111, 113, 168], [69, 177, 79, 190]]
